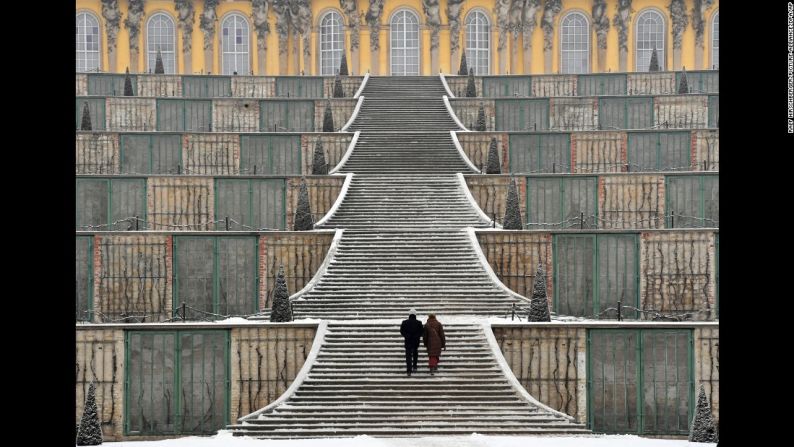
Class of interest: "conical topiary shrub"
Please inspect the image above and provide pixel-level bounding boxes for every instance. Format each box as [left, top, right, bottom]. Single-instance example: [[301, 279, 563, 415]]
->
[[458, 52, 469, 76], [123, 67, 134, 96], [323, 102, 335, 132], [311, 140, 328, 175], [338, 52, 349, 75], [475, 102, 486, 131], [76, 382, 103, 445], [678, 67, 689, 94], [270, 266, 293, 322], [502, 178, 523, 229], [689, 385, 718, 442], [333, 76, 344, 98], [466, 68, 477, 97], [154, 49, 165, 74], [485, 137, 501, 174], [293, 179, 314, 231], [648, 47, 660, 72], [80, 102, 92, 131], [528, 264, 551, 322]]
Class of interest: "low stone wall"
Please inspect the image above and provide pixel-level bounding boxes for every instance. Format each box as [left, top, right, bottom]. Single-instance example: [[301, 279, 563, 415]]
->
[[476, 229, 718, 320], [491, 322, 720, 429], [450, 99, 496, 131], [76, 323, 319, 441], [455, 132, 509, 172]]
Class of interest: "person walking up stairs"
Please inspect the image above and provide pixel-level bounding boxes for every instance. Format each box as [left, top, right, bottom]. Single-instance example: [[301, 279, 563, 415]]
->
[[400, 308, 423, 377], [423, 313, 446, 375]]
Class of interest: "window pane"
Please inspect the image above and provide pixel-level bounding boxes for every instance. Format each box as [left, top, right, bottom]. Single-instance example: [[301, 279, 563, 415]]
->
[[320, 12, 344, 75], [147, 14, 176, 73], [561, 13, 589, 74], [76, 13, 101, 72], [635, 11, 665, 71]]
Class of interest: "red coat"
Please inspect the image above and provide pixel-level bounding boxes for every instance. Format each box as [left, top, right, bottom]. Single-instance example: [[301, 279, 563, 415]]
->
[[423, 317, 446, 356]]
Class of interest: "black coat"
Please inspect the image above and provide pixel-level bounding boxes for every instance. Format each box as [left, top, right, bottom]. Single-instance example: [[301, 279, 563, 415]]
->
[[400, 315, 424, 348]]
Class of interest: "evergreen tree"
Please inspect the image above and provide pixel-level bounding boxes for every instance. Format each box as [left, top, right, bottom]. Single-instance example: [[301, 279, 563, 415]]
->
[[269, 266, 293, 322], [678, 67, 689, 94], [123, 67, 134, 96], [527, 264, 551, 322], [466, 68, 477, 97], [323, 102, 335, 132], [689, 385, 718, 442], [485, 137, 501, 174], [154, 50, 165, 74], [76, 382, 103, 445], [80, 102, 92, 131], [648, 47, 660, 72], [293, 179, 314, 230], [476, 102, 486, 131], [311, 140, 328, 175], [502, 178, 523, 229], [338, 52, 349, 76], [458, 52, 469, 76], [333, 76, 344, 98]]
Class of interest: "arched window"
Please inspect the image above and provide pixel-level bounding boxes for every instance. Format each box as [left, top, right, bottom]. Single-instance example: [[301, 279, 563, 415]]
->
[[560, 12, 590, 74], [147, 13, 176, 74], [221, 14, 250, 75], [711, 12, 719, 69], [390, 10, 420, 76], [76, 12, 101, 72], [319, 11, 345, 75], [635, 10, 665, 71], [465, 11, 490, 75]]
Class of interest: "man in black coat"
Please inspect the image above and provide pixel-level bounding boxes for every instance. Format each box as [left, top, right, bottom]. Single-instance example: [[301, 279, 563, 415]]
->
[[400, 308, 423, 377]]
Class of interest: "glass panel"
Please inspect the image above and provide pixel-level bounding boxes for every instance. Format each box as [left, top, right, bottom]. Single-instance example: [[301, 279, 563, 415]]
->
[[127, 332, 176, 434], [179, 332, 228, 433], [635, 11, 665, 71], [175, 238, 215, 318], [560, 13, 589, 74], [147, 14, 176, 73], [217, 238, 257, 315], [221, 15, 249, 75]]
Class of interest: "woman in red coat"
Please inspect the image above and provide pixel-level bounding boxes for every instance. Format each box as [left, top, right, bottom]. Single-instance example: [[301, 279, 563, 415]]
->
[[423, 313, 446, 375]]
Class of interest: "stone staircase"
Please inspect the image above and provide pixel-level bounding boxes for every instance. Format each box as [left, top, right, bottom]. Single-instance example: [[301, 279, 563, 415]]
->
[[290, 231, 523, 320], [235, 76, 589, 438], [229, 323, 588, 438], [347, 77, 459, 133], [316, 176, 488, 230], [337, 133, 475, 174]]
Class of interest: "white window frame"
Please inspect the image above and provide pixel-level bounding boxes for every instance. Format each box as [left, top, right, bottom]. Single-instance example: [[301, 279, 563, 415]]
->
[[559, 11, 591, 74], [390, 10, 420, 76], [146, 13, 177, 74], [465, 10, 491, 75], [221, 13, 251, 75], [76, 12, 101, 72], [711, 11, 719, 70], [319, 11, 345, 75], [634, 9, 666, 72]]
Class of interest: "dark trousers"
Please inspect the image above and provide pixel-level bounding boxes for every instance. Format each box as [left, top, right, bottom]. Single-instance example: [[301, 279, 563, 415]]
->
[[405, 344, 419, 372]]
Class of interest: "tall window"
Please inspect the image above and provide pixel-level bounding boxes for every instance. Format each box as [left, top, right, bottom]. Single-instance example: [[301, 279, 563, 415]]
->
[[635, 10, 665, 71], [221, 14, 250, 75], [76, 12, 101, 72], [560, 12, 590, 74], [320, 11, 344, 75], [147, 13, 176, 74], [711, 12, 719, 69], [465, 11, 490, 75], [390, 10, 420, 76]]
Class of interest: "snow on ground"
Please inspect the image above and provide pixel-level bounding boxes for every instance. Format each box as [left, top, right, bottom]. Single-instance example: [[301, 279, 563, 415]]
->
[[101, 431, 715, 447]]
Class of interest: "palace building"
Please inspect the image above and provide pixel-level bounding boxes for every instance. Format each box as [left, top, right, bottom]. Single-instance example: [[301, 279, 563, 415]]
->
[[77, 0, 719, 76]]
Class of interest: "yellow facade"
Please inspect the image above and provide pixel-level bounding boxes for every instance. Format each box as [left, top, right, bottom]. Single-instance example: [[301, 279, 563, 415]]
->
[[76, 0, 719, 75]]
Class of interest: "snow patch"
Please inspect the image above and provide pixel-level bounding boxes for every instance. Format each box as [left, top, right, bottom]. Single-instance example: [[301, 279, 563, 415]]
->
[[443, 95, 469, 131], [353, 73, 370, 99], [238, 321, 328, 422], [451, 131, 482, 173], [101, 433, 711, 446], [329, 132, 360, 174], [288, 229, 345, 300], [439, 72, 455, 98], [340, 96, 364, 132]]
